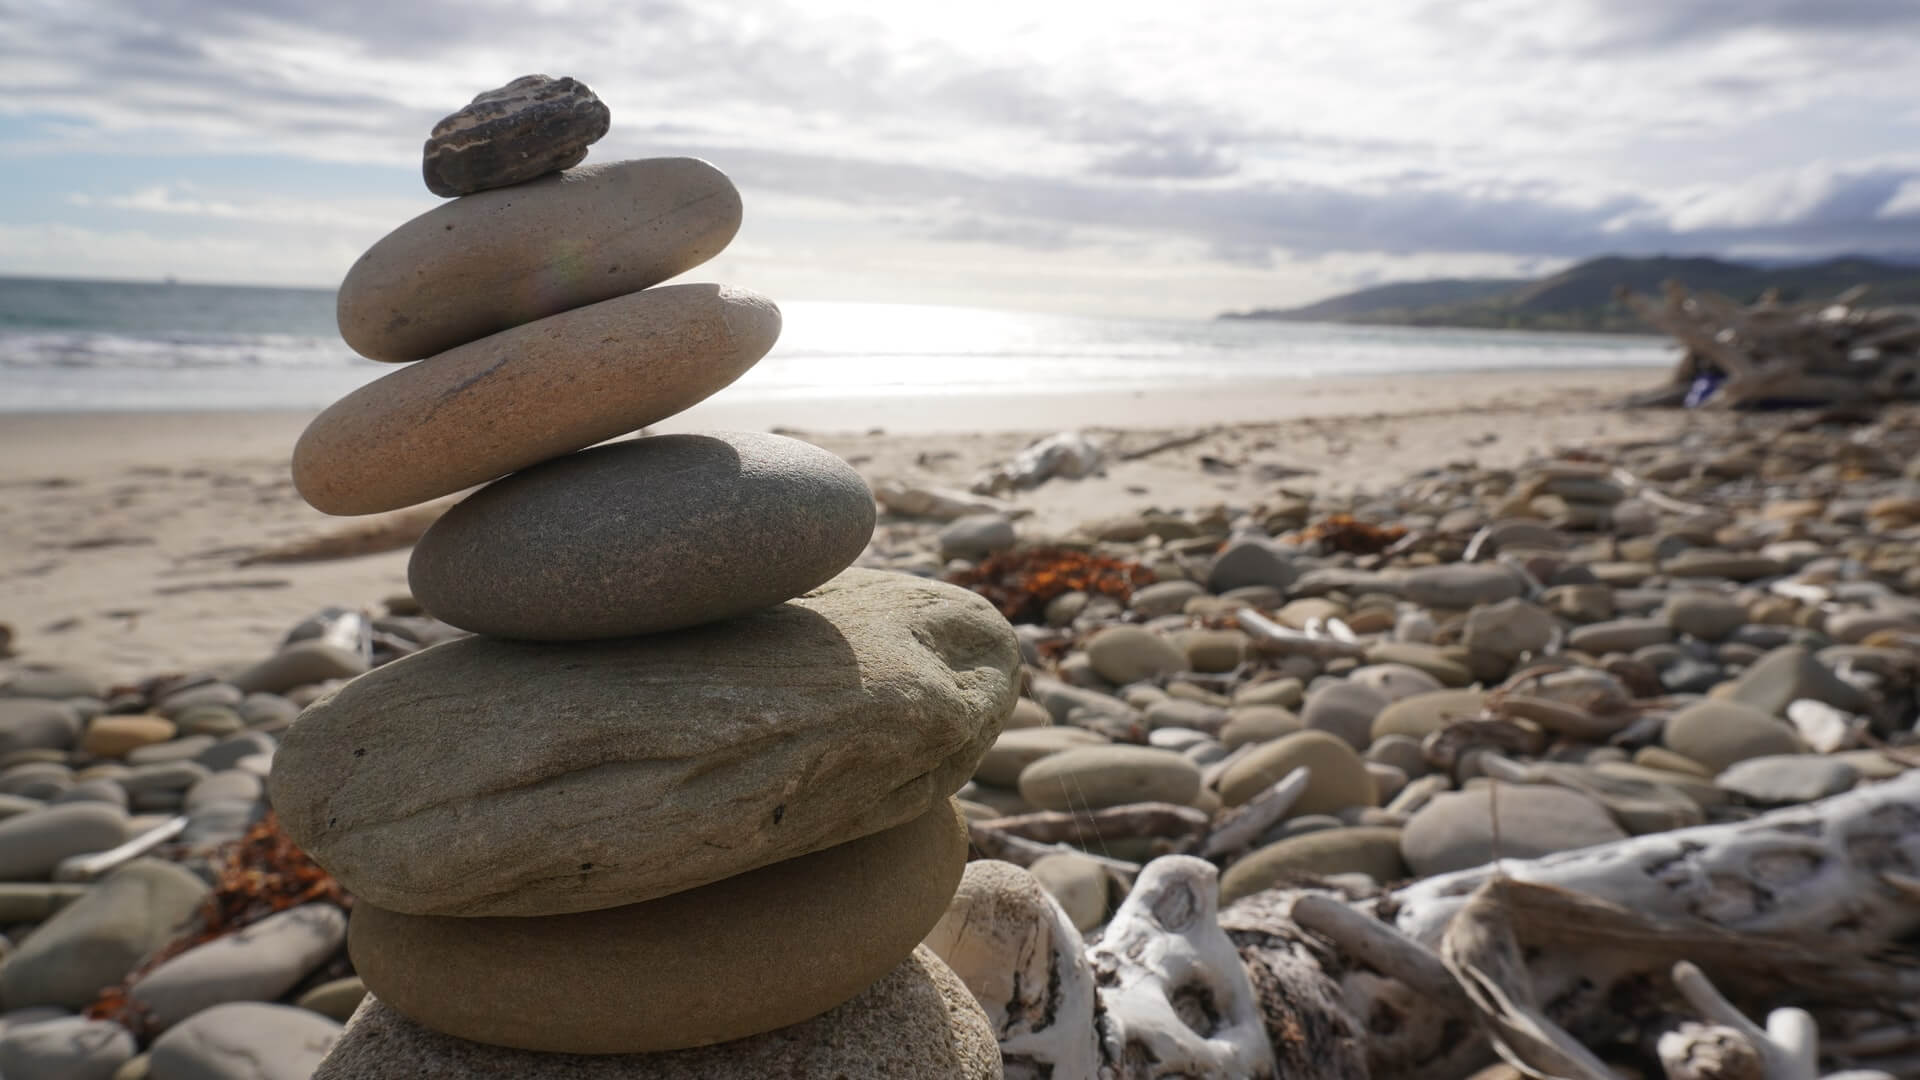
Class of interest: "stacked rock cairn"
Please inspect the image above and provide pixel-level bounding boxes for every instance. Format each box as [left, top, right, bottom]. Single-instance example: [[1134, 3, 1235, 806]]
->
[[272, 75, 1019, 1077]]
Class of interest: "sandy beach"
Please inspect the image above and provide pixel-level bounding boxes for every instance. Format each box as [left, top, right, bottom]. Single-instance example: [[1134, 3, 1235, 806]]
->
[[1, 367, 1677, 682]]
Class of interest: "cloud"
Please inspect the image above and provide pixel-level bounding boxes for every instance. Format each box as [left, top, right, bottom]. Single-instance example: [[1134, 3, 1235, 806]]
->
[[68, 185, 401, 230], [925, 216, 1074, 251], [4, 0, 1920, 313]]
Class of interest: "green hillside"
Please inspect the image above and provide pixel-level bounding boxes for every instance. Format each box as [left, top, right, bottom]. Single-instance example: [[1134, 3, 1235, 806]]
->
[[1222, 255, 1920, 332]]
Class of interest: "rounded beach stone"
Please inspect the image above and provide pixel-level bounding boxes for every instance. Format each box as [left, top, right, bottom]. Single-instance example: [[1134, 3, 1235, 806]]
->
[[1017, 745, 1201, 811], [296, 283, 781, 515], [271, 569, 1017, 917], [1220, 705, 1302, 749], [974, 726, 1108, 788], [1028, 851, 1109, 931], [422, 74, 610, 197], [127, 903, 347, 1031], [80, 715, 175, 759], [148, 1003, 340, 1080], [1084, 626, 1188, 684], [0, 699, 82, 756], [0, 1015, 136, 1080], [1220, 826, 1407, 903], [1664, 700, 1806, 773], [1005, 698, 1051, 730], [337, 157, 742, 363], [1402, 785, 1627, 877], [1372, 689, 1488, 742], [348, 802, 966, 1054], [296, 977, 367, 1024], [0, 859, 208, 1009], [1218, 729, 1375, 811], [0, 802, 128, 881], [313, 948, 998, 1080], [1301, 681, 1390, 751], [409, 432, 873, 639]]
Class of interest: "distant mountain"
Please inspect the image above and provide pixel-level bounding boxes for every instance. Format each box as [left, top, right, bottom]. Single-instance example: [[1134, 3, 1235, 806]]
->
[[1221, 255, 1920, 332]]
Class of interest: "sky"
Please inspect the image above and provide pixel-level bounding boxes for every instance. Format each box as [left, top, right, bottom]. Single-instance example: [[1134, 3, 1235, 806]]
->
[[2, 0, 1919, 318]]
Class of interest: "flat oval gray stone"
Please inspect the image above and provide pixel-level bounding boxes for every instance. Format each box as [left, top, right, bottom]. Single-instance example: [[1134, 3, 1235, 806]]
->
[[422, 74, 610, 197], [0, 700, 82, 756], [0, 1016, 136, 1080], [341, 155, 737, 359], [148, 1002, 340, 1080], [409, 432, 874, 640], [338, 157, 742, 363], [0, 859, 208, 1009], [298, 284, 780, 516], [128, 903, 348, 1031], [1016, 745, 1201, 811], [0, 803, 128, 881], [1402, 785, 1626, 877], [271, 569, 1018, 917]]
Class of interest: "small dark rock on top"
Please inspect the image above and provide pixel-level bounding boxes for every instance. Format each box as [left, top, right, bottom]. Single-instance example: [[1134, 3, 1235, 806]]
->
[[422, 74, 611, 198]]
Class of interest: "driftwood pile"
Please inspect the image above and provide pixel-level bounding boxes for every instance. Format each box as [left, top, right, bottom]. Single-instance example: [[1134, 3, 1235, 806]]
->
[[941, 772, 1920, 1080], [1621, 282, 1920, 410]]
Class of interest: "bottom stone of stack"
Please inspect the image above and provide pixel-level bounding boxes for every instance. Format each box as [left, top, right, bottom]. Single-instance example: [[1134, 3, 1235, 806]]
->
[[313, 947, 1001, 1079], [350, 798, 968, 1054]]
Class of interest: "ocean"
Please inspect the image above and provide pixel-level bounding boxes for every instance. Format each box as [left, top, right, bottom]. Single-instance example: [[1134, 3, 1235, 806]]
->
[[0, 276, 1674, 413]]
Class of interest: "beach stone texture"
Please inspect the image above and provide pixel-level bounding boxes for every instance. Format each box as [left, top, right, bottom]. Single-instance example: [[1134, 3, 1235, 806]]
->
[[0, 699, 82, 755], [271, 569, 1018, 916], [127, 903, 347, 1031], [1402, 785, 1627, 876], [1220, 826, 1408, 903], [409, 432, 874, 639], [422, 74, 610, 197], [0, 1016, 136, 1080], [297, 283, 780, 515], [348, 800, 965, 1053], [337, 157, 742, 363], [974, 726, 1107, 788], [147, 1002, 340, 1080], [1219, 729, 1376, 812], [313, 948, 998, 1079], [0, 859, 209, 1009], [1665, 700, 1806, 773], [1016, 745, 1201, 811], [0, 802, 128, 880]]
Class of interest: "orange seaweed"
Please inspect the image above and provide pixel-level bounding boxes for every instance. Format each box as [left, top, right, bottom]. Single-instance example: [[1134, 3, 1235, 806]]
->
[[947, 546, 1155, 623]]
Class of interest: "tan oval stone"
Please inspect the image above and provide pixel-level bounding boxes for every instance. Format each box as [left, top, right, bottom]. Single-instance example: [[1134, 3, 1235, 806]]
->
[[1017, 745, 1201, 811], [81, 715, 176, 759], [973, 726, 1108, 788], [409, 432, 875, 639], [314, 948, 998, 1079], [270, 569, 1017, 916], [1218, 729, 1376, 811], [1220, 826, 1407, 903], [337, 157, 742, 362], [348, 801, 966, 1054], [295, 283, 779, 515]]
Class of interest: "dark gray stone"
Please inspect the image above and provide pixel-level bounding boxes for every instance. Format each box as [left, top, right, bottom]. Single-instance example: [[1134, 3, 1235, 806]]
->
[[422, 74, 610, 197], [0, 700, 81, 756], [1206, 537, 1297, 593], [410, 433, 876, 640]]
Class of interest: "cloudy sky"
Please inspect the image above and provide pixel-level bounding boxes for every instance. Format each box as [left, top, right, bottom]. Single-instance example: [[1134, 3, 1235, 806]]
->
[[3, 0, 1918, 317]]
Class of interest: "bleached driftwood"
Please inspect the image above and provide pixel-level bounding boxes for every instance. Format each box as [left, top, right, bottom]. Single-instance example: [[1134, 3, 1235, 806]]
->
[[976, 803, 1210, 849], [931, 856, 1275, 1080], [940, 772, 1920, 1079], [1621, 280, 1920, 409]]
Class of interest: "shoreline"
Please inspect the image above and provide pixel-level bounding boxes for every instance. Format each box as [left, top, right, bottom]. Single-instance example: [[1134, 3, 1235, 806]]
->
[[1, 367, 1685, 681]]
